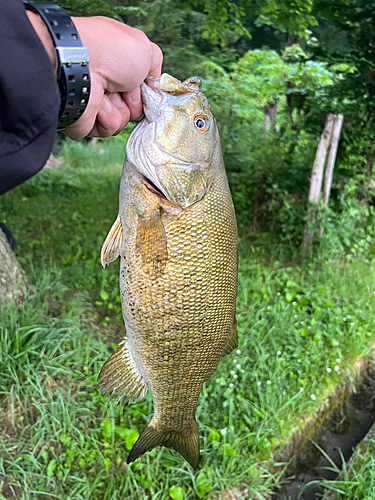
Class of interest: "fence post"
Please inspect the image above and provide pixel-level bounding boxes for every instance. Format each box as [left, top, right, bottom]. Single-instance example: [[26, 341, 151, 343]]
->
[[302, 114, 335, 253], [317, 114, 344, 237]]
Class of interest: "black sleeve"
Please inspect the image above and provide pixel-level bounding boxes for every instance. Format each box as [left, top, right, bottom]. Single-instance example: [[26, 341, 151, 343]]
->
[[0, 0, 60, 195]]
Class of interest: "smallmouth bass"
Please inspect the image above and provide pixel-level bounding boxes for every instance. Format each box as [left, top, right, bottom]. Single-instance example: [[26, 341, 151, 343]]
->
[[99, 73, 238, 468]]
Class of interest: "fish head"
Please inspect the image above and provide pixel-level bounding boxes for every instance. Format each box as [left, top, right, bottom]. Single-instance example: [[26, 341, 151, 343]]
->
[[126, 73, 219, 209]]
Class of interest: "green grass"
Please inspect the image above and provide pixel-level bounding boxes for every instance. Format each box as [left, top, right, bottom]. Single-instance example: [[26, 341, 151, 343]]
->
[[308, 429, 375, 499], [0, 137, 126, 327], [1, 138, 375, 499]]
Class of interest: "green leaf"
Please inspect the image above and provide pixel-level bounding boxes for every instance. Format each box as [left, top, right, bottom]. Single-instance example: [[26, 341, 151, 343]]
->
[[207, 428, 221, 443], [285, 292, 295, 302], [142, 477, 152, 489], [222, 443, 234, 456], [101, 420, 115, 439], [46, 459, 58, 477], [59, 433, 72, 446], [115, 426, 129, 440], [115, 427, 140, 450], [286, 280, 298, 288], [169, 485, 184, 500], [125, 429, 140, 450], [100, 290, 109, 301], [195, 471, 212, 499], [103, 458, 112, 468]]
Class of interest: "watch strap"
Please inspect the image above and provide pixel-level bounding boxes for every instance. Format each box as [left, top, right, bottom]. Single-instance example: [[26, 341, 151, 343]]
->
[[24, 1, 90, 131]]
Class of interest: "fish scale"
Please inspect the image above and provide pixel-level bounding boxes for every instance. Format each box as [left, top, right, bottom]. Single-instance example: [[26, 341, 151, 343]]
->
[[99, 73, 238, 468]]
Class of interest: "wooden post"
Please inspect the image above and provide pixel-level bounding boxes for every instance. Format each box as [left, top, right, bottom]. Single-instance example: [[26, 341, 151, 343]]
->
[[317, 114, 344, 237], [302, 114, 335, 253]]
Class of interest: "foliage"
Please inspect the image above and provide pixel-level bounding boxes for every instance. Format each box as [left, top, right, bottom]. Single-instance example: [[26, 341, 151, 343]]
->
[[2, 143, 375, 498], [126, 0, 208, 80], [52, 0, 375, 254], [56, 0, 375, 247], [58, 0, 318, 47], [178, 0, 317, 44], [197, 47, 338, 243], [306, 0, 375, 224], [57, 0, 144, 19]]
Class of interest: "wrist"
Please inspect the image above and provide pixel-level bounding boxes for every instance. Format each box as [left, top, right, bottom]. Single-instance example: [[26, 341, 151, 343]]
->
[[70, 17, 109, 87], [23, 2, 91, 131], [26, 10, 58, 74]]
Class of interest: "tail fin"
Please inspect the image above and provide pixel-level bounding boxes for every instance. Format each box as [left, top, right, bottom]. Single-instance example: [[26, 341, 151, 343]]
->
[[127, 420, 199, 468]]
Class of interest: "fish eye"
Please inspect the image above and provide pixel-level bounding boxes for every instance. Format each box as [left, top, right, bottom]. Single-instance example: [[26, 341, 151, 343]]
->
[[194, 116, 208, 133]]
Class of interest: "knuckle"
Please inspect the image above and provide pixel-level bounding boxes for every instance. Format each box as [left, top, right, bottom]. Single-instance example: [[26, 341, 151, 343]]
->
[[119, 107, 131, 127], [151, 43, 163, 64], [129, 27, 150, 47], [100, 112, 122, 138], [112, 110, 123, 131]]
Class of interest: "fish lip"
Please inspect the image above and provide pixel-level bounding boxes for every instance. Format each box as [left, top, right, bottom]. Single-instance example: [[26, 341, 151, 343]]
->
[[141, 81, 163, 122]]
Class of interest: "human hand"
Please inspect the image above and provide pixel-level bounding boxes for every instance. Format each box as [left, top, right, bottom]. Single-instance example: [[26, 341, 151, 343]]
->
[[66, 17, 163, 140], [27, 13, 162, 140]]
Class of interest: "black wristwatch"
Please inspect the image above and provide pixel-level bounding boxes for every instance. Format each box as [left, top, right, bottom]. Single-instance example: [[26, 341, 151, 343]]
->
[[23, 1, 90, 131]]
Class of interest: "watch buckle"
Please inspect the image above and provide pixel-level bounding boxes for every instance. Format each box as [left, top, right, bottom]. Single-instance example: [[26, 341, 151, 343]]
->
[[56, 46, 89, 65]]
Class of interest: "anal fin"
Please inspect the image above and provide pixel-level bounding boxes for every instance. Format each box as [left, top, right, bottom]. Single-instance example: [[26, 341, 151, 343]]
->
[[98, 340, 147, 405], [222, 317, 238, 357], [101, 215, 123, 268], [127, 419, 199, 468]]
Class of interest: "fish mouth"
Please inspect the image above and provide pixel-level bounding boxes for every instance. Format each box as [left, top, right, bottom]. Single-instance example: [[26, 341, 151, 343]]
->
[[141, 78, 163, 122]]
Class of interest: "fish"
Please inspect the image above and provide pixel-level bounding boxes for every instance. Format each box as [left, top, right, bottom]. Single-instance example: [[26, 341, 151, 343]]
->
[[99, 73, 238, 469]]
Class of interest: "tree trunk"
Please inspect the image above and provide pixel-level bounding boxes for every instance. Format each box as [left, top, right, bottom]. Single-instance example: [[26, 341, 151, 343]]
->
[[318, 114, 344, 237], [0, 229, 30, 306], [263, 99, 280, 135], [302, 114, 335, 253]]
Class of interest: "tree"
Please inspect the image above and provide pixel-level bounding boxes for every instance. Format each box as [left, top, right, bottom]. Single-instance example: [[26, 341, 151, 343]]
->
[[178, 0, 317, 44]]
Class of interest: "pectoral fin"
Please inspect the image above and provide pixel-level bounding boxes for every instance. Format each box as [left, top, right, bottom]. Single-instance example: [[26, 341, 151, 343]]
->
[[101, 215, 123, 268], [136, 209, 167, 279]]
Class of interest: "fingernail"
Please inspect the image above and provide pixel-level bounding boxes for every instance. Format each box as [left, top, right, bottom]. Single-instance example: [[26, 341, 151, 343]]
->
[[110, 92, 124, 109], [101, 96, 113, 114], [130, 87, 141, 105]]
